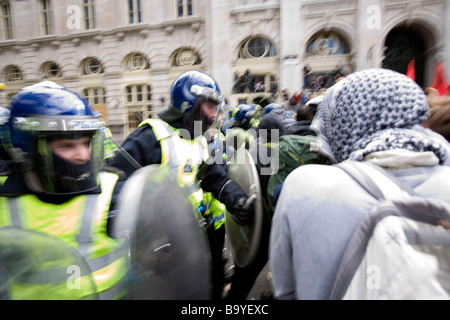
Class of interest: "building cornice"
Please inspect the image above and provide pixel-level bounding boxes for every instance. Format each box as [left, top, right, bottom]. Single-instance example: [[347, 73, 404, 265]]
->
[[0, 17, 205, 50]]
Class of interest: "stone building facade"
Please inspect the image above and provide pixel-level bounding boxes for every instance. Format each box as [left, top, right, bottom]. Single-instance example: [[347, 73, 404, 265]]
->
[[0, 0, 449, 142]]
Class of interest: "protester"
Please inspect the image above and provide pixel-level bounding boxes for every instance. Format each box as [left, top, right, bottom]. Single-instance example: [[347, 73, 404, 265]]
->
[[269, 68, 450, 300], [266, 96, 327, 216], [422, 91, 450, 142]]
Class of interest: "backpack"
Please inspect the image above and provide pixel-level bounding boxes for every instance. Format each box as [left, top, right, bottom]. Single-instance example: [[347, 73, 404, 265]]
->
[[330, 161, 450, 300], [266, 135, 323, 216]]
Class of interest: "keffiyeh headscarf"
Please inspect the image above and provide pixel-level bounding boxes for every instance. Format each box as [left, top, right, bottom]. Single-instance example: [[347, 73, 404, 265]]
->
[[311, 68, 448, 164]]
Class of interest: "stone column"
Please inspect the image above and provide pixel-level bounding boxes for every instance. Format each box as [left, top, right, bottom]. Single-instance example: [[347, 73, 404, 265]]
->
[[355, 0, 382, 70], [209, 1, 233, 97], [280, 0, 302, 92]]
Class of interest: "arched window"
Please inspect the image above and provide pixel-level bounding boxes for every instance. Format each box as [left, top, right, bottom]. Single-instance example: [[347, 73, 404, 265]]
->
[[171, 48, 201, 67], [306, 32, 349, 56], [238, 36, 277, 59], [303, 31, 352, 91], [123, 53, 150, 72], [4, 65, 23, 82], [81, 57, 103, 76], [232, 36, 279, 102], [41, 61, 61, 79]]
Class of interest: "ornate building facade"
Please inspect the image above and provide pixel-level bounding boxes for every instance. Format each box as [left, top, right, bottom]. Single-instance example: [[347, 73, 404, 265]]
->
[[0, 0, 449, 142]]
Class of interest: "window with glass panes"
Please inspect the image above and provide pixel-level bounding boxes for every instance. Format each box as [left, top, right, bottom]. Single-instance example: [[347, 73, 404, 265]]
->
[[5, 65, 22, 82], [177, 0, 192, 18], [128, 0, 142, 24], [125, 85, 153, 132], [41, 62, 61, 79], [82, 58, 103, 75], [83, 0, 96, 30], [83, 87, 105, 106], [41, 0, 53, 35], [124, 53, 149, 72], [1, 2, 12, 40]]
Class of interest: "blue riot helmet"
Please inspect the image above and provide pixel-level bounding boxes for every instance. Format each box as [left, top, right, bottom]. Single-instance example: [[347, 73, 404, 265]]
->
[[158, 71, 222, 135], [261, 103, 282, 117], [230, 104, 253, 129], [6, 81, 104, 195]]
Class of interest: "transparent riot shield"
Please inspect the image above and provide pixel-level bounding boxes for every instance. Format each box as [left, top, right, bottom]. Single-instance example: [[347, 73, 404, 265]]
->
[[225, 148, 264, 269], [112, 165, 212, 300], [0, 227, 97, 300]]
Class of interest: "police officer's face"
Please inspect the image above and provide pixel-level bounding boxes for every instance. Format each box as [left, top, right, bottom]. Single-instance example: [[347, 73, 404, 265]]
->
[[48, 136, 91, 165], [201, 101, 218, 122]]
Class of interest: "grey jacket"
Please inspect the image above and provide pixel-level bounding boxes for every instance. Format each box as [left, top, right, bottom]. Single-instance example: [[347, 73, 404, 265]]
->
[[269, 163, 450, 300]]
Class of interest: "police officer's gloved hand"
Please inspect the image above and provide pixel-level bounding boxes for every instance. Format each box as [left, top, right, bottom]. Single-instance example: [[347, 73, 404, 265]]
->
[[230, 196, 255, 225]]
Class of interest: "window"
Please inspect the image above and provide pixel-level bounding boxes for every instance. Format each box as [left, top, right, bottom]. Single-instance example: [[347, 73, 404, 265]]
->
[[41, 62, 61, 79], [1, 2, 12, 40], [40, 0, 53, 35], [128, 0, 141, 24], [238, 36, 277, 59], [83, 87, 106, 106], [177, 0, 192, 18], [124, 53, 150, 72], [5, 65, 22, 82], [83, 0, 96, 30], [81, 58, 103, 76], [125, 84, 153, 132], [171, 48, 201, 67], [125, 85, 151, 103], [232, 35, 279, 104], [306, 32, 349, 56]]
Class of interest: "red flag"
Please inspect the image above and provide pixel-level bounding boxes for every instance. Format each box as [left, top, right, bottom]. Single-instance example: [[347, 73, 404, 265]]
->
[[431, 60, 450, 96], [406, 60, 415, 81]]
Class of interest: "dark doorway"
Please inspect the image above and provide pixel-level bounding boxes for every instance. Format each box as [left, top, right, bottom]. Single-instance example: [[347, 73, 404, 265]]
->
[[382, 26, 427, 88]]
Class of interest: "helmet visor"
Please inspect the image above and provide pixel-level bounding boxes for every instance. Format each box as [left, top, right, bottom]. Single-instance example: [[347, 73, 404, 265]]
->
[[12, 114, 105, 195], [190, 85, 222, 106]]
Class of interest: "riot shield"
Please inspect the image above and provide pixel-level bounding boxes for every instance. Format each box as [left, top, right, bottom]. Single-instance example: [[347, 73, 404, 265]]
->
[[225, 147, 263, 269], [112, 165, 211, 300], [0, 227, 97, 300]]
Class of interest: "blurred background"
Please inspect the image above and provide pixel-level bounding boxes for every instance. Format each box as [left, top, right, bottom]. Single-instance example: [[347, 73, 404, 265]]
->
[[0, 0, 448, 144]]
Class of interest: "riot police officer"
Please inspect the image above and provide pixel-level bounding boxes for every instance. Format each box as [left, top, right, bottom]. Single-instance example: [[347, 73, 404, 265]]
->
[[109, 70, 254, 299], [0, 81, 127, 299]]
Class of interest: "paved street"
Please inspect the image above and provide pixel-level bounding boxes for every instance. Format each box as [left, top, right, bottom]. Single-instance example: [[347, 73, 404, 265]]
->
[[222, 236, 273, 300]]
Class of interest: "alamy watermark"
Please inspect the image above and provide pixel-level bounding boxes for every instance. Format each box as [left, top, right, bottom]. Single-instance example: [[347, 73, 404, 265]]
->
[[66, 5, 82, 30], [366, 265, 382, 290], [67, 265, 81, 290], [366, 5, 381, 30]]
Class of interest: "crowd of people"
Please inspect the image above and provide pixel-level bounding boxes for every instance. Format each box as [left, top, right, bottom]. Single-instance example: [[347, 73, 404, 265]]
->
[[232, 69, 278, 96], [0, 67, 449, 301]]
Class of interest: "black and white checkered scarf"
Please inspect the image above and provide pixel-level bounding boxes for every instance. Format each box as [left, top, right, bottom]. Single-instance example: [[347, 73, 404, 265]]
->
[[312, 68, 448, 164]]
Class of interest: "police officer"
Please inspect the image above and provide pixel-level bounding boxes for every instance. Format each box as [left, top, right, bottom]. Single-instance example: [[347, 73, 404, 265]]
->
[[0, 81, 126, 299], [109, 70, 254, 299]]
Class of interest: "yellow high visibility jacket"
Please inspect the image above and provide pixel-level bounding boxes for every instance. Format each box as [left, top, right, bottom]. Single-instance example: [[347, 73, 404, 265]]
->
[[139, 119, 226, 229], [0, 172, 127, 300]]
